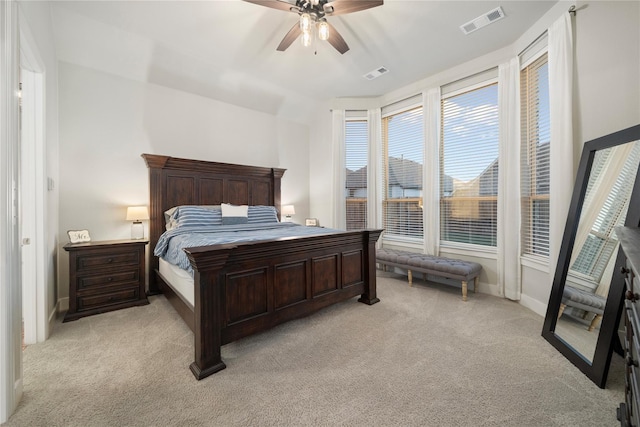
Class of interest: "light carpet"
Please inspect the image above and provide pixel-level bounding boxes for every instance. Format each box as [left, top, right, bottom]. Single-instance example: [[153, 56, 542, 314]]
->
[[3, 273, 625, 426]]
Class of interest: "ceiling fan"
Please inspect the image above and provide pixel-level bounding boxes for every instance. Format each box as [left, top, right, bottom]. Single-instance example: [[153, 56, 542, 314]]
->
[[244, 0, 383, 54]]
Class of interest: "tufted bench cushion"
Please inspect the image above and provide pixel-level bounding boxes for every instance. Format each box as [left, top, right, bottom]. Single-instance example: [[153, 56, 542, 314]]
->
[[376, 248, 482, 301], [558, 286, 607, 331]]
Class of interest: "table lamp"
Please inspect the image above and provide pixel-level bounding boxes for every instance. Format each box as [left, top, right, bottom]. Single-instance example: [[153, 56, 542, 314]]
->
[[282, 205, 295, 222], [126, 206, 149, 239]]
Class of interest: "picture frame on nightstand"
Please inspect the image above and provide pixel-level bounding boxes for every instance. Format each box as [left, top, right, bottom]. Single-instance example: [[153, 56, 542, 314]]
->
[[67, 229, 91, 243], [305, 218, 319, 227]]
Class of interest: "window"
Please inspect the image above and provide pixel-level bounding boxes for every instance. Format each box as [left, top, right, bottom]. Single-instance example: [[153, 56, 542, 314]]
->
[[521, 53, 550, 257], [345, 119, 368, 230], [440, 83, 499, 247], [382, 106, 424, 239]]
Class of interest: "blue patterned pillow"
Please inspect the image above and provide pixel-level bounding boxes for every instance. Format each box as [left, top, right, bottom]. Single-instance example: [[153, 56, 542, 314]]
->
[[173, 206, 222, 229], [247, 205, 279, 224]]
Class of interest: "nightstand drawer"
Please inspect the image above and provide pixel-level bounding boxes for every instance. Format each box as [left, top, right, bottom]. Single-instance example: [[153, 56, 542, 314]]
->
[[77, 269, 139, 290], [77, 287, 140, 311], [76, 250, 140, 272]]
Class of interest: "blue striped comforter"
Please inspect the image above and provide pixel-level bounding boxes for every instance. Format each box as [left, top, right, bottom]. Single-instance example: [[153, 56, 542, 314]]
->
[[154, 223, 339, 274]]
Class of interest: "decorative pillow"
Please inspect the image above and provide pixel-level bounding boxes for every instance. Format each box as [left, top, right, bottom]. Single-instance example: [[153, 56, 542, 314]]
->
[[164, 207, 179, 230], [247, 205, 279, 224], [171, 205, 222, 229], [221, 203, 249, 225]]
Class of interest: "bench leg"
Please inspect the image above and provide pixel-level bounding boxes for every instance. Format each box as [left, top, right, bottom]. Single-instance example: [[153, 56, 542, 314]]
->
[[557, 304, 566, 320], [462, 281, 468, 301], [588, 314, 603, 332], [474, 276, 478, 293], [408, 270, 413, 286]]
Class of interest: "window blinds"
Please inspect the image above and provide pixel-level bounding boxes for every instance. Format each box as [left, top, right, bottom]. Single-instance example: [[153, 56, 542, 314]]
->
[[345, 120, 368, 230], [440, 83, 499, 247], [382, 107, 424, 239], [520, 53, 550, 257]]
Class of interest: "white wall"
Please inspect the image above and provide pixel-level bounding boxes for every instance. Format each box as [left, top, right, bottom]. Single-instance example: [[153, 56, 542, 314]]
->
[[309, 1, 640, 314], [57, 62, 311, 304], [18, 1, 60, 330], [573, 0, 640, 143]]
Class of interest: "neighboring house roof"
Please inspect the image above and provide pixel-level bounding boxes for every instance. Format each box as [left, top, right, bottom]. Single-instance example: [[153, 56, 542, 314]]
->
[[347, 157, 426, 190]]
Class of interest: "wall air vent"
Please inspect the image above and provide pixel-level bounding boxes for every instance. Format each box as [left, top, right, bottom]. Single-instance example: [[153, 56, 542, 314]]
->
[[363, 66, 389, 81], [460, 6, 505, 35]]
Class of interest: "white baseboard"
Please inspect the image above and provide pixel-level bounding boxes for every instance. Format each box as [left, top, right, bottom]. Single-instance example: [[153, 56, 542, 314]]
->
[[519, 293, 547, 317], [14, 378, 22, 405], [48, 305, 58, 336], [57, 297, 69, 313]]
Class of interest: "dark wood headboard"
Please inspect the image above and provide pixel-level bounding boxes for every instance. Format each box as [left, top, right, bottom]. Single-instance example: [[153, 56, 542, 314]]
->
[[142, 153, 286, 293]]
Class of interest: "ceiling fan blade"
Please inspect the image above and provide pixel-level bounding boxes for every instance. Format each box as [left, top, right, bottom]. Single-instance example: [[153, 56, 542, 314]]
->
[[324, 0, 383, 16], [277, 23, 303, 51], [243, 0, 298, 13], [325, 22, 349, 54]]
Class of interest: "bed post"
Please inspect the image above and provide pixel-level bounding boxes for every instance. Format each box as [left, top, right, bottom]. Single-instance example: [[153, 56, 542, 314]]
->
[[184, 245, 234, 380], [142, 154, 170, 295], [271, 168, 285, 221], [358, 229, 382, 305]]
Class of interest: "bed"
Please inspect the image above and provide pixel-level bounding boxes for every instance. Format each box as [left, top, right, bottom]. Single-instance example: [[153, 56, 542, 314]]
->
[[142, 154, 382, 380]]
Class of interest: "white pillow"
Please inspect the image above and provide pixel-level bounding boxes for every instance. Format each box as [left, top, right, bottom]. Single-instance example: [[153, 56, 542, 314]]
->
[[221, 203, 249, 225]]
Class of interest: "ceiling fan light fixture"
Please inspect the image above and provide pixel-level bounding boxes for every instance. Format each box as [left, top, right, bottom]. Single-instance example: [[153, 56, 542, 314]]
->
[[300, 13, 312, 32], [300, 13, 312, 33], [318, 20, 329, 41], [301, 28, 314, 47]]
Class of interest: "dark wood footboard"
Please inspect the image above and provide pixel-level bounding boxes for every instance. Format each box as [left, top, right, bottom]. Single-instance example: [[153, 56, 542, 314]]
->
[[184, 229, 382, 380]]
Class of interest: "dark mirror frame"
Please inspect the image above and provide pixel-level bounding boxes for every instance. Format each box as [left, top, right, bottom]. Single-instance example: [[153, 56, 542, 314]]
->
[[542, 124, 640, 388]]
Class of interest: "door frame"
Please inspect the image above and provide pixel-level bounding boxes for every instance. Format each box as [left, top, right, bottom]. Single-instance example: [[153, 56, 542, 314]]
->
[[1, 0, 22, 423], [19, 10, 48, 345]]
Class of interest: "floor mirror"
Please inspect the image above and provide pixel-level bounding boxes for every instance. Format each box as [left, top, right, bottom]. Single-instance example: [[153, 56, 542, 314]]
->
[[542, 124, 640, 388]]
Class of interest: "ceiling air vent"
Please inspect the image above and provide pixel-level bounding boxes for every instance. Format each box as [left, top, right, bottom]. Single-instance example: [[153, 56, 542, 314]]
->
[[364, 66, 389, 81], [460, 6, 505, 35]]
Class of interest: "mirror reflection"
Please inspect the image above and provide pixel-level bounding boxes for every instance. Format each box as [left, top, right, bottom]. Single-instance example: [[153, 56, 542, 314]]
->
[[554, 140, 640, 362]]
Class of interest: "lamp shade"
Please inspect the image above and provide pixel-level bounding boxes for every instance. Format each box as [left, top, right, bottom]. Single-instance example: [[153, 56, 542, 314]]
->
[[126, 206, 149, 221], [282, 205, 295, 216]]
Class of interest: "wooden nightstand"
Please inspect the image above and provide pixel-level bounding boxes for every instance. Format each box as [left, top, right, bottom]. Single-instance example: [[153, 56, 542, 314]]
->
[[63, 239, 149, 322]]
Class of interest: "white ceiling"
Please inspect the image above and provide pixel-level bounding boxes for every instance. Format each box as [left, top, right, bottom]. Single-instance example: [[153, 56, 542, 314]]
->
[[49, 0, 557, 122]]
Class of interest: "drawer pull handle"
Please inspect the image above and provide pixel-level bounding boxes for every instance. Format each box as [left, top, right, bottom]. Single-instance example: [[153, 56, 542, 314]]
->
[[107, 277, 113, 282], [626, 290, 639, 301], [107, 258, 113, 263], [108, 296, 116, 302], [621, 266, 630, 275]]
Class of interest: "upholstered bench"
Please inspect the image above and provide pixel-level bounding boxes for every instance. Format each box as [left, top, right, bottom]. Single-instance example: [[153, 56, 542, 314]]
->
[[558, 286, 606, 332], [376, 248, 482, 301]]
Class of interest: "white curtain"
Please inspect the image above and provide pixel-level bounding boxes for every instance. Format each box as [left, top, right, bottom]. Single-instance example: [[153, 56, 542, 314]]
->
[[497, 58, 522, 300], [423, 88, 441, 256], [548, 12, 575, 279], [367, 109, 382, 232], [332, 109, 346, 229]]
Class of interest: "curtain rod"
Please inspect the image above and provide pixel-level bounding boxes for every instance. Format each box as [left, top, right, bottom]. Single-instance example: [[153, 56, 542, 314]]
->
[[517, 30, 548, 57], [517, 5, 576, 57]]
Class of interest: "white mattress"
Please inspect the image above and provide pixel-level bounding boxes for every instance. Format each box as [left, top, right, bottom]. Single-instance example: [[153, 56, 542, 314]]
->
[[159, 258, 194, 306]]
